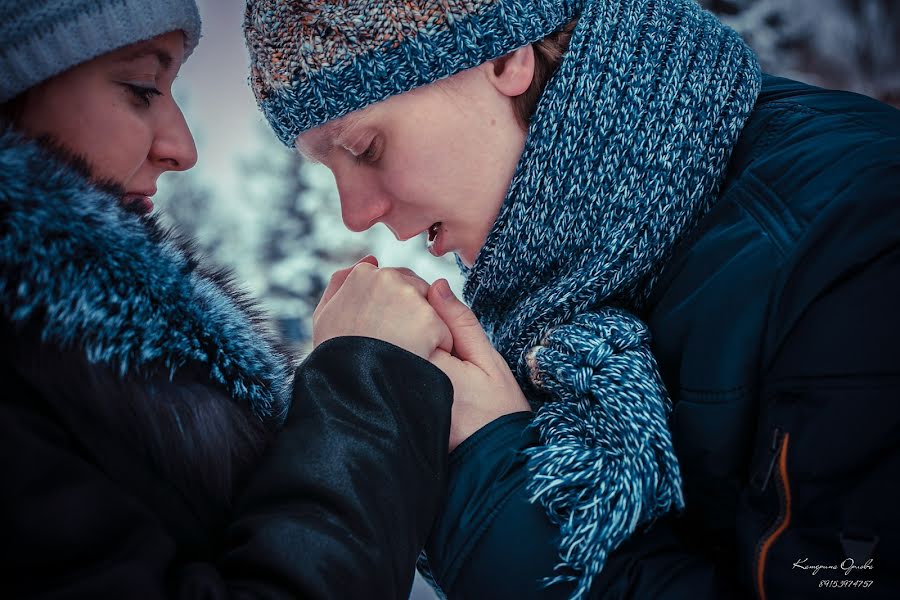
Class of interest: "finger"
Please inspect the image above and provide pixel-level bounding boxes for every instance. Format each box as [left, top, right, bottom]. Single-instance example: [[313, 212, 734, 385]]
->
[[400, 272, 430, 297], [385, 267, 430, 296], [356, 254, 379, 268], [435, 318, 454, 355], [392, 267, 425, 282], [428, 347, 465, 378], [374, 267, 430, 297], [318, 256, 378, 308], [318, 267, 353, 311], [427, 279, 493, 365]]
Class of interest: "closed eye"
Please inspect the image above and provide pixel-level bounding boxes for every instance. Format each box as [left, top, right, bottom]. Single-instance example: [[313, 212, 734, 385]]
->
[[355, 139, 380, 165], [124, 83, 162, 108]]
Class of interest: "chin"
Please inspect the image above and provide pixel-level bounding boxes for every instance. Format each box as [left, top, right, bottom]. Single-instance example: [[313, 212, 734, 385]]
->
[[457, 250, 476, 268]]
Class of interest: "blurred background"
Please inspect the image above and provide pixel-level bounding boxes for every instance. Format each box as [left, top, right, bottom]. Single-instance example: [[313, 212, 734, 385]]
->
[[155, 0, 899, 597]]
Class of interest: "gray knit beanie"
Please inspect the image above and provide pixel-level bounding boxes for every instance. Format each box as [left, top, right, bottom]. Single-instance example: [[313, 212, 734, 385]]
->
[[0, 0, 202, 102]]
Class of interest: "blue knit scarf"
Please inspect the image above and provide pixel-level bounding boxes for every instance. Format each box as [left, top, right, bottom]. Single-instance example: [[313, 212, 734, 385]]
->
[[461, 0, 761, 595]]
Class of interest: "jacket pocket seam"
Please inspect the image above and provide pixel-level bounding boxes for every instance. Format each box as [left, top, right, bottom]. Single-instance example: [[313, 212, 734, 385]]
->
[[734, 174, 802, 258]]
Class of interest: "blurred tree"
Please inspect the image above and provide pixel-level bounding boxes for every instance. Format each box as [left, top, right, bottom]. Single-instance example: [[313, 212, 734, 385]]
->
[[700, 0, 900, 106], [154, 170, 227, 259], [238, 130, 375, 346]]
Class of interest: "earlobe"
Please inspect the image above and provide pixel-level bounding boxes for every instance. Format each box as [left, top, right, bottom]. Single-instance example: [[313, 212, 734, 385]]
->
[[487, 45, 535, 98]]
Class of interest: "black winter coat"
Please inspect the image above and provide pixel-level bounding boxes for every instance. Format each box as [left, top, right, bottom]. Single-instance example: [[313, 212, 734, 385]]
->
[[425, 76, 900, 599], [0, 128, 453, 599]]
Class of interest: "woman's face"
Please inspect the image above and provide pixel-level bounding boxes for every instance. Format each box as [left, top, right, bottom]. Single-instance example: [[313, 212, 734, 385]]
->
[[295, 58, 530, 267], [16, 31, 197, 214]]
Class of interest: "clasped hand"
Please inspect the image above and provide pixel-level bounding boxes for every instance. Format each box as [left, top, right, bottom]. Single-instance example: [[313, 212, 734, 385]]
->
[[313, 256, 530, 451]]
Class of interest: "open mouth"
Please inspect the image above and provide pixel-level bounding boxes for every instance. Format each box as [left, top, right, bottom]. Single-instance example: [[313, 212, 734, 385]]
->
[[427, 221, 442, 251], [427, 222, 441, 242], [428, 221, 447, 256]]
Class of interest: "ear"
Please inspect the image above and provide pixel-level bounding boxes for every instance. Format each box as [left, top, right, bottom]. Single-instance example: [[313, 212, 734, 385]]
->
[[484, 45, 535, 98]]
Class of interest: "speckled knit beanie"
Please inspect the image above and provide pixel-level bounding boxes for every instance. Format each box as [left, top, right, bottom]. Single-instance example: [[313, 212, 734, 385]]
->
[[0, 0, 202, 102], [244, 0, 582, 146]]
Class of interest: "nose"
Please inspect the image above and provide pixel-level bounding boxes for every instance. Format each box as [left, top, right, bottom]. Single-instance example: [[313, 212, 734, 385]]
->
[[335, 171, 390, 232], [149, 98, 198, 172]]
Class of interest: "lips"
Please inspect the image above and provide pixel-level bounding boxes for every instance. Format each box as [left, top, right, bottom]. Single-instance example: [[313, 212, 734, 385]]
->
[[121, 192, 155, 216]]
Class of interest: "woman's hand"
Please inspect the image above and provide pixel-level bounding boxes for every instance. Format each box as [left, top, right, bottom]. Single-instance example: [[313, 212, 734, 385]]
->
[[426, 279, 531, 452], [313, 256, 453, 361]]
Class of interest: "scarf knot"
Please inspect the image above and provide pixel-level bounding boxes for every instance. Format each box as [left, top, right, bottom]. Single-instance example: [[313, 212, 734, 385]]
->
[[523, 308, 683, 588], [525, 308, 651, 392]]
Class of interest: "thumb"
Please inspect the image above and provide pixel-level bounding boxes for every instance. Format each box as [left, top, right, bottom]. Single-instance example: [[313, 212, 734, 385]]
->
[[427, 279, 492, 365]]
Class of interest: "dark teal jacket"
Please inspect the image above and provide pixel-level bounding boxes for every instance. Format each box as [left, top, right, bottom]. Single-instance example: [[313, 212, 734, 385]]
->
[[426, 75, 900, 599]]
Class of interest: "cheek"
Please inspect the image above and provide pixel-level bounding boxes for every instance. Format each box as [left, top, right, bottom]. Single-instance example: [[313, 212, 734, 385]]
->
[[403, 136, 500, 224], [88, 120, 150, 185], [21, 86, 148, 185], [72, 100, 151, 185], [386, 134, 471, 202]]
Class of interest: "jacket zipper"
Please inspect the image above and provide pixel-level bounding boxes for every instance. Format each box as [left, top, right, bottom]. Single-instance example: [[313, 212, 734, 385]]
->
[[754, 431, 791, 600]]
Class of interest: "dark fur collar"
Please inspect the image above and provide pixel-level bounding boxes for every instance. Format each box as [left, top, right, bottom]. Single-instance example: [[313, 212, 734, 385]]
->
[[0, 126, 294, 518], [0, 126, 292, 421]]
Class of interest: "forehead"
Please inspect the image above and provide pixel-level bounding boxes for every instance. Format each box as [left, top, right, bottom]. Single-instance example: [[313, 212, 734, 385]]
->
[[106, 33, 185, 71]]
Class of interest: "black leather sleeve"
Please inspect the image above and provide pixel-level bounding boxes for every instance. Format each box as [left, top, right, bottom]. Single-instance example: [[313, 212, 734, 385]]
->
[[1, 335, 452, 599], [216, 336, 454, 599]]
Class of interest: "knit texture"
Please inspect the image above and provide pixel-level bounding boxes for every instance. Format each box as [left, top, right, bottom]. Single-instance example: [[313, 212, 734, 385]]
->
[[0, 0, 201, 102], [244, 0, 582, 146], [0, 126, 292, 425], [461, 0, 761, 595]]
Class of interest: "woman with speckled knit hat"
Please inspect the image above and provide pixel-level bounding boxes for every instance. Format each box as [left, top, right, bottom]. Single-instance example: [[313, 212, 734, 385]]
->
[[246, 0, 900, 598], [0, 1, 476, 597]]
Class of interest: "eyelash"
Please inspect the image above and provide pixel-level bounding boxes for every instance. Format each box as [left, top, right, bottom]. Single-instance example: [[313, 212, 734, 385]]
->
[[124, 84, 162, 107], [354, 139, 379, 165]]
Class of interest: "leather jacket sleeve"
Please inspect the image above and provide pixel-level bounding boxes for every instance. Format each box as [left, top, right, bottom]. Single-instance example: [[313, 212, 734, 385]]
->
[[216, 336, 454, 598], [1, 335, 453, 599]]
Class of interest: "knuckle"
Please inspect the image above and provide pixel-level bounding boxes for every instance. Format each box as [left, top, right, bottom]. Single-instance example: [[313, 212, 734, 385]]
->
[[399, 282, 421, 300], [349, 263, 372, 279], [381, 267, 401, 280]]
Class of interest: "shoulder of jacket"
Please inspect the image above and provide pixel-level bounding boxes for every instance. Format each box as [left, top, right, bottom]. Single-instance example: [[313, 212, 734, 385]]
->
[[720, 75, 900, 257]]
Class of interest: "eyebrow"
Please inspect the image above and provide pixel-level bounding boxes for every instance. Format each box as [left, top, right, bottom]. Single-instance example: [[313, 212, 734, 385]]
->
[[305, 119, 351, 163], [115, 45, 174, 70]]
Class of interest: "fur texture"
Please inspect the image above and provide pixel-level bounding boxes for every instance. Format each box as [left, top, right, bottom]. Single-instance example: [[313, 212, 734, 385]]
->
[[0, 126, 293, 507]]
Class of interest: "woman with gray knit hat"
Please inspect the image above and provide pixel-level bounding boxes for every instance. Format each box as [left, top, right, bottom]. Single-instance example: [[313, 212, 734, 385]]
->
[[246, 0, 900, 598], [0, 1, 478, 598]]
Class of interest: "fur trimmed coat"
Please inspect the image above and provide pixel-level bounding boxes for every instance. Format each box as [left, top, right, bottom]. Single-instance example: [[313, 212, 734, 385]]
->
[[0, 127, 453, 599]]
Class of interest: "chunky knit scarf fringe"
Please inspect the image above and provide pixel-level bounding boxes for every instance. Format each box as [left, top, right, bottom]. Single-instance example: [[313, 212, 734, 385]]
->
[[462, 0, 761, 596]]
